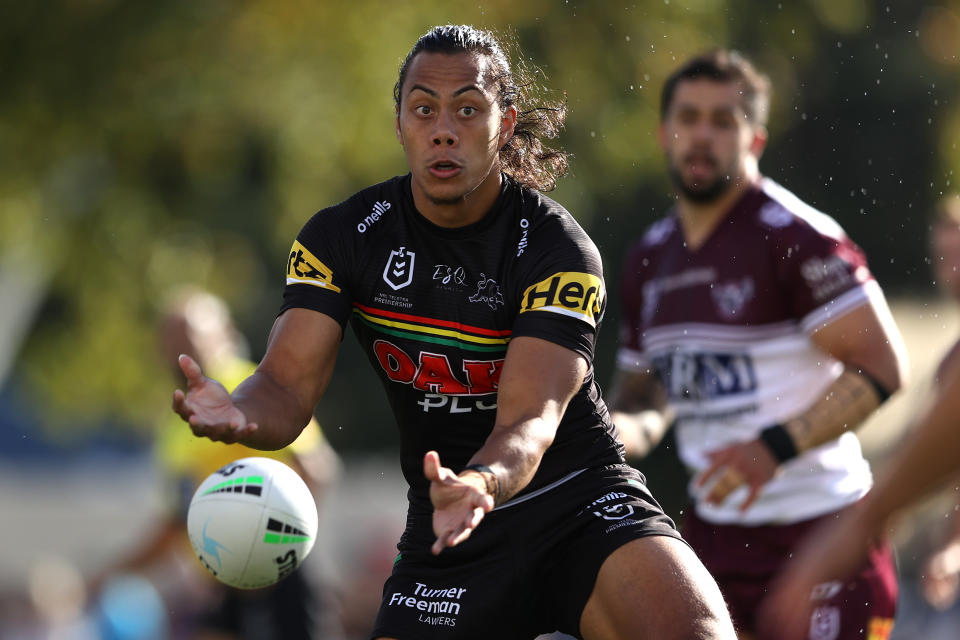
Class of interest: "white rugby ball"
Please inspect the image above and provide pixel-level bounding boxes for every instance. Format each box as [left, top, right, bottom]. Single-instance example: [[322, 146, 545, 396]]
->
[[187, 456, 318, 589]]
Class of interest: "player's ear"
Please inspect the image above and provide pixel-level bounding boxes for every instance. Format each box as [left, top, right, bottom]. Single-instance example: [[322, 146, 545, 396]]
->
[[656, 121, 669, 152], [749, 124, 768, 159], [498, 104, 517, 149]]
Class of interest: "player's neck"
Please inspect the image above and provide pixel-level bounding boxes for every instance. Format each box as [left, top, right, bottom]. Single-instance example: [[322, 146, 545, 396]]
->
[[413, 168, 503, 229], [675, 174, 758, 251]]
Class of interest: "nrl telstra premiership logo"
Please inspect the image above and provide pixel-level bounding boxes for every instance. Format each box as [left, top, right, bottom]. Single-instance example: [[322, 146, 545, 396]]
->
[[383, 247, 415, 290]]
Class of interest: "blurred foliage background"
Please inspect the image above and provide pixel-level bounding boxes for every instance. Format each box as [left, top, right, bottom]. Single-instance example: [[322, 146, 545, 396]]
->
[[3, 0, 960, 454]]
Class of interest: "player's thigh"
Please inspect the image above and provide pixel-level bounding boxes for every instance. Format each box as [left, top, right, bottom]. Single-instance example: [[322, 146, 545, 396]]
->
[[580, 534, 735, 640]]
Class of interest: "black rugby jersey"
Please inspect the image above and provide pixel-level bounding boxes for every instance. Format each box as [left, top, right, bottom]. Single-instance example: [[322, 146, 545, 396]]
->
[[281, 174, 624, 503]]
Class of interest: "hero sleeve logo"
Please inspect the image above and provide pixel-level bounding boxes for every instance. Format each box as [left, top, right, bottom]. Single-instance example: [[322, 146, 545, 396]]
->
[[287, 240, 341, 293], [519, 272, 605, 327]]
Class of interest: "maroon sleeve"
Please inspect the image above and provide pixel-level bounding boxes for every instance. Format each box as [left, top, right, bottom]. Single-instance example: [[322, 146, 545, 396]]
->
[[770, 213, 874, 321]]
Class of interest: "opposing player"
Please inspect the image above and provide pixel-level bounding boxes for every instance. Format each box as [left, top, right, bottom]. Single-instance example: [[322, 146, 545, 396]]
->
[[172, 25, 734, 640], [608, 50, 909, 639]]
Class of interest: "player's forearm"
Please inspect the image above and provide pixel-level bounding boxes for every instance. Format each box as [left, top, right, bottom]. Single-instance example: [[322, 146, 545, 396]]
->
[[231, 370, 317, 450], [465, 416, 557, 505], [783, 367, 893, 453], [859, 385, 960, 534], [606, 370, 672, 458], [610, 409, 670, 458]]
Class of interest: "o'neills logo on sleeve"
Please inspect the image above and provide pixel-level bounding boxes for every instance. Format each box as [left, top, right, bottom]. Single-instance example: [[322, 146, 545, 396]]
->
[[286, 240, 341, 293], [519, 272, 605, 327]]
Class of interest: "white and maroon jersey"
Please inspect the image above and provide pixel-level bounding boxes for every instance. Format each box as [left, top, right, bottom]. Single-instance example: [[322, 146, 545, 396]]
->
[[616, 178, 881, 525]]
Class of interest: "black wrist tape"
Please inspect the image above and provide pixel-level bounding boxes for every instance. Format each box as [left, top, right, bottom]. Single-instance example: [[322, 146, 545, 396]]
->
[[463, 464, 501, 505], [758, 424, 799, 463], [855, 369, 892, 404]]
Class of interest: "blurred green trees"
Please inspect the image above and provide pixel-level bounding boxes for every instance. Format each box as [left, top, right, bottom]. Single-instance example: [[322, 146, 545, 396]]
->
[[3, 0, 959, 450]]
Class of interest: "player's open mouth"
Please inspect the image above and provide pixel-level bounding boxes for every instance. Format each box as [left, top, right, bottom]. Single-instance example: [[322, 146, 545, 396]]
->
[[685, 156, 716, 178], [685, 152, 715, 164], [429, 161, 462, 178]]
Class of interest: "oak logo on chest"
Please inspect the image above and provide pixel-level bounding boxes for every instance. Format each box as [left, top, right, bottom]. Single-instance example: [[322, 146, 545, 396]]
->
[[373, 340, 503, 395]]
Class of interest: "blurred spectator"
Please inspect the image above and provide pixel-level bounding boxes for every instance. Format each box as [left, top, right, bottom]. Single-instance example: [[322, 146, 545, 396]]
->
[[89, 287, 343, 640]]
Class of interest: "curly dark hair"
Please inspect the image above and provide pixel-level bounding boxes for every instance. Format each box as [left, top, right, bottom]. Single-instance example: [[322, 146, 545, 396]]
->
[[394, 25, 568, 193]]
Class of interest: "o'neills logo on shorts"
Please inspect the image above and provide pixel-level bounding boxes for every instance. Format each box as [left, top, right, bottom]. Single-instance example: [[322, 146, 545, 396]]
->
[[387, 582, 466, 628], [519, 271, 605, 327], [286, 240, 341, 293]]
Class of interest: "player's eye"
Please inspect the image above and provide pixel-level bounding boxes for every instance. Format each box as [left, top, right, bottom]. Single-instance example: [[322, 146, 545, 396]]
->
[[713, 115, 736, 129], [414, 105, 432, 116], [459, 106, 477, 117]]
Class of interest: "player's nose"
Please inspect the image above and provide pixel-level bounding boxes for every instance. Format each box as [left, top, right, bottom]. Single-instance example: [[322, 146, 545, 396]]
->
[[431, 111, 458, 146]]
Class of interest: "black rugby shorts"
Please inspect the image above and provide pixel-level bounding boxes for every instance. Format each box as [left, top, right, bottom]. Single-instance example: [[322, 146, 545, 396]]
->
[[369, 463, 683, 640]]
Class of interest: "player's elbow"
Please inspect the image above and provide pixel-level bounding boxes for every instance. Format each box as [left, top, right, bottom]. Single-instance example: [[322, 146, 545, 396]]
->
[[888, 367, 907, 396], [884, 325, 911, 395], [879, 347, 909, 397]]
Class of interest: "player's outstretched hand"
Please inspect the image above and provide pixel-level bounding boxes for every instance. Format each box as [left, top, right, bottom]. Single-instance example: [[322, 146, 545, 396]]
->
[[424, 451, 494, 555], [697, 439, 779, 512], [172, 354, 257, 443]]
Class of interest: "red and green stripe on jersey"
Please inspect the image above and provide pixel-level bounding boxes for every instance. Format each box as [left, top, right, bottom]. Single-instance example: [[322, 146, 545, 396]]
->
[[352, 302, 510, 353]]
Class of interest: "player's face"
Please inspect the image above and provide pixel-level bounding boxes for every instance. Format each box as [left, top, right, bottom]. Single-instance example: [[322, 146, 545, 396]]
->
[[932, 221, 960, 301], [396, 51, 516, 214], [659, 78, 765, 203]]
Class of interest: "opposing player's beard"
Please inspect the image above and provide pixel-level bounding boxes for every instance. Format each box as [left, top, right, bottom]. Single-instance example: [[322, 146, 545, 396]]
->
[[667, 154, 735, 203]]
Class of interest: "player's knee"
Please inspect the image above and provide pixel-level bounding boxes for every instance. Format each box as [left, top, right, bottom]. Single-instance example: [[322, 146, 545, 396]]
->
[[672, 545, 736, 639], [658, 569, 734, 639], [681, 583, 736, 640]]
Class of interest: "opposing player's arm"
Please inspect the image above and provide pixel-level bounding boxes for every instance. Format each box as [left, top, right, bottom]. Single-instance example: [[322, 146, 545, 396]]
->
[[782, 293, 908, 453], [698, 293, 907, 511], [607, 368, 673, 459], [174, 308, 342, 450]]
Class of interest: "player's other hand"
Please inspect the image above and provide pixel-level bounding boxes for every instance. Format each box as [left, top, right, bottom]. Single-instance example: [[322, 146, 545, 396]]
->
[[697, 439, 779, 512], [424, 451, 494, 555], [172, 354, 257, 443]]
